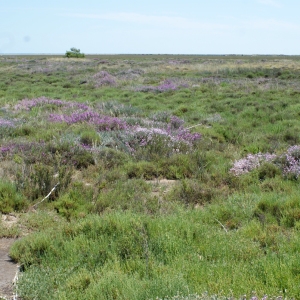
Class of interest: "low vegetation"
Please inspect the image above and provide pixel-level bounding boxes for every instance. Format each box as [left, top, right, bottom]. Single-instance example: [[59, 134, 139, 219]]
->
[[1, 54, 300, 299], [65, 47, 85, 58]]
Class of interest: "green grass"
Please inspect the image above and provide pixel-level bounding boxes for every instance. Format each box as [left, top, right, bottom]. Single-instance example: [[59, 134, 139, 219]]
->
[[1, 54, 300, 299]]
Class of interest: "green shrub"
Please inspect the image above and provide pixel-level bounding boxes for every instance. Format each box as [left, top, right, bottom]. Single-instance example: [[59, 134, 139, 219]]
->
[[257, 162, 281, 181], [0, 181, 27, 213], [53, 182, 94, 220], [126, 161, 160, 180], [253, 193, 300, 228], [15, 163, 72, 201], [97, 148, 130, 169], [166, 179, 215, 206], [65, 47, 85, 58], [95, 179, 152, 213], [80, 130, 101, 146], [159, 153, 202, 179], [73, 149, 95, 169]]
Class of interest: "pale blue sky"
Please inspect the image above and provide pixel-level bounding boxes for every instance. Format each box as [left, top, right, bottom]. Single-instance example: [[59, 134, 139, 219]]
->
[[1, 0, 299, 54]]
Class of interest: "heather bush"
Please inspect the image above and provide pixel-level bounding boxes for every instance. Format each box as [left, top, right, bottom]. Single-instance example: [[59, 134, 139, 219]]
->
[[230, 146, 300, 180], [72, 148, 95, 169], [92, 71, 117, 87], [159, 154, 198, 179], [14, 97, 90, 111]]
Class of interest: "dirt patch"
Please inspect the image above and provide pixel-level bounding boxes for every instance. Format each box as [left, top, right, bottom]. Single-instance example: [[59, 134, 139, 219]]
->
[[1, 215, 18, 229], [0, 238, 18, 300], [147, 179, 177, 198]]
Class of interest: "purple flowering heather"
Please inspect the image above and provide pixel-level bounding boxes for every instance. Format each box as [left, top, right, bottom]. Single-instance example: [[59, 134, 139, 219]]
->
[[230, 153, 277, 176], [49, 110, 128, 130], [176, 128, 202, 143], [286, 145, 300, 160], [156, 79, 177, 92], [281, 145, 300, 178], [168, 116, 185, 130], [0, 118, 15, 127], [93, 115, 128, 131], [283, 155, 300, 178], [93, 71, 117, 87], [127, 123, 201, 154], [135, 79, 187, 93], [10, 97, 202, 158], [0, 145, 14, 156], [0, 142, 47, 160], [230, 145, 300, 179]]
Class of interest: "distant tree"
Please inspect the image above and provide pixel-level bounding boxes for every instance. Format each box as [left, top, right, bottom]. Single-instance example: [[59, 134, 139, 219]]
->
[[65, 47, 85, 58]]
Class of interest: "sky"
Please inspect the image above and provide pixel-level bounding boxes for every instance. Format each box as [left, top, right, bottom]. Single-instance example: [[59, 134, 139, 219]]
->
[[0, 0, 299, 55]]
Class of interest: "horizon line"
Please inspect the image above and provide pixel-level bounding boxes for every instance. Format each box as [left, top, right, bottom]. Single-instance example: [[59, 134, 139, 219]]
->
[[0, 53, 298, 56]]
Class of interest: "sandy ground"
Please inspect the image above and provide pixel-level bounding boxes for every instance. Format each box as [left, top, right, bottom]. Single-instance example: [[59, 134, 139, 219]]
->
[[0, 229, 18, 299]]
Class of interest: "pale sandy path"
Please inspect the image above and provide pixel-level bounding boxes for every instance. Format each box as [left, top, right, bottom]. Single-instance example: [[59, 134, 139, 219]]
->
[[0, 238, 18, 300]]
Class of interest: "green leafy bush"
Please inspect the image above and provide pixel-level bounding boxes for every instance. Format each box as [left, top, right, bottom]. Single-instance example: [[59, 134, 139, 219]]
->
[[53, 182, 94, 220], [65, 47, 85, 58], [0, 181, 27, 213], [166, 179, 215, 206], [80, 130, 101, 147]]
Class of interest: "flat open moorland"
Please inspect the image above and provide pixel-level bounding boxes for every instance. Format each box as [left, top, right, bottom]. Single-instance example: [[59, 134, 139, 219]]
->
[[1, 54, 300, 299]]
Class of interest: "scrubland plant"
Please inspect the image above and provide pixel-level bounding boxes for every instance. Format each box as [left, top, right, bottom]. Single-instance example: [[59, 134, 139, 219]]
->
[[9, 211, 300, 299], [65, 47, 85, 58], [230, 145, 300, 179], [92, 71, 117, 87], [0, 180, 27, 213]]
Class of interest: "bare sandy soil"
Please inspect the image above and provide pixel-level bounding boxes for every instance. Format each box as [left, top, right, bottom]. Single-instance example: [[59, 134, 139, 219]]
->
[[0, 214, 19, 300], [0, 238, 18, 300]]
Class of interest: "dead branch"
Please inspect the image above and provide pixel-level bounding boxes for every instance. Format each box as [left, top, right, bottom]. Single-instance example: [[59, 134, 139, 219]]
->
[[32, 183, 60, 209], [215, 219, 228, 233]]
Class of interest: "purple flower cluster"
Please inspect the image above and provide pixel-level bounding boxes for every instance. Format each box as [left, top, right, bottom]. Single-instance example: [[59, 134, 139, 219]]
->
[[230, 153, 277, 176], [135, 79, 188, 93], [124, 116, 201, 154], [168, 116, 185, 130], [0, 118, 15, 127], [93, 115, 127, 131], [0, 142, 47, 160], [176, 128, 202, 143], [282, 145, 300, 178], [10, 98, 202, 158], [0, 145, 14, 156], [93, 71, 117, 87], [231, 145, 300, 179], [49, 110, 127, 130]]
